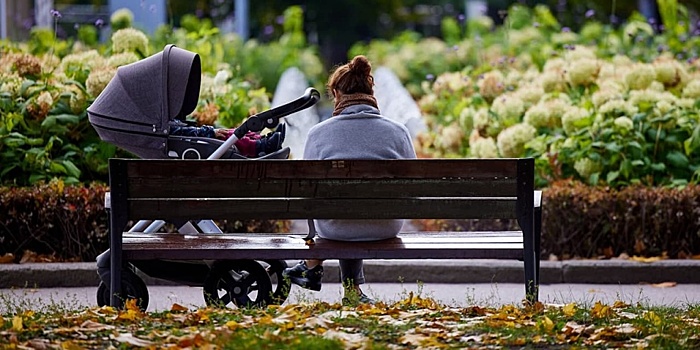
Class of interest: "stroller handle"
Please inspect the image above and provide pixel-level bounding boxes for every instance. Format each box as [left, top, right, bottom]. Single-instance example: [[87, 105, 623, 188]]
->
[[234, 87, 320, 139], [208, 87, 320, 160]]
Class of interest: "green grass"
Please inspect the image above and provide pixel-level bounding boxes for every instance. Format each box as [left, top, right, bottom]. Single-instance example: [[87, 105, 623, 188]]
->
[[1, 291, 699, 349]]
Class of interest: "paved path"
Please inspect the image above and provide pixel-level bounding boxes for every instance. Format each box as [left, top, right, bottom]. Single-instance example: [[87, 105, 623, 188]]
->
[[2, 282, 699, 314]]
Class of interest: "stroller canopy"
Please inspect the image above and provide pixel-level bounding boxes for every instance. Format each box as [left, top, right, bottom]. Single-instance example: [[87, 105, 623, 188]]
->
[[88, 45, 201, 158]]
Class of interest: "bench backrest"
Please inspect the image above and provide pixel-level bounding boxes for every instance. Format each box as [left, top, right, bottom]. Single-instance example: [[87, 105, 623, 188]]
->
[[109, 158, 534, 231]]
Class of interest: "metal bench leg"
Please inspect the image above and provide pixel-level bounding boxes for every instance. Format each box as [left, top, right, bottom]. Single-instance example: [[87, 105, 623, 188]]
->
[[522, 226, 538, 304], [535, 205, 542, 290], [109, 210, 123, 308]]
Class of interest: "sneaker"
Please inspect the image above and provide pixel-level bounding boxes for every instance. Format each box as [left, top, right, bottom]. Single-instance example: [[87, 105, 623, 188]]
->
[[282, 261, 323, 291], [255, 132, 281, 156], [342, 293, 376, 306]]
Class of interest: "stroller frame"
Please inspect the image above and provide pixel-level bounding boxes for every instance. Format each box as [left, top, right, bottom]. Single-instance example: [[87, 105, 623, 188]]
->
[[89, 44, 321, 309]]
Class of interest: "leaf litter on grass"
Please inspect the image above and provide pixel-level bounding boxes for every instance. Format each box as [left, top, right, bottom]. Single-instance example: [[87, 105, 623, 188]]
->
[[1, 292, 699, 349]]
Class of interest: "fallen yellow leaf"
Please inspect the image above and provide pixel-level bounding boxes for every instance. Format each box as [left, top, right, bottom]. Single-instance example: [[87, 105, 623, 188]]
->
[[538, 316, 555, 333], [644, 311, 662, 326], [12, 316, 23, 331], [124, 299, 140, 312], [562, 303, 577, 317]]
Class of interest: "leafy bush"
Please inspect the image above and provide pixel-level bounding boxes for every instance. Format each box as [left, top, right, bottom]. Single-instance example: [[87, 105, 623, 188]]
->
[[368, 4, 700, 188], [0, 181, 289, 262], [542, 180, 700, 259], [0, 181, 109, 262], [414, 180, 700, 260]]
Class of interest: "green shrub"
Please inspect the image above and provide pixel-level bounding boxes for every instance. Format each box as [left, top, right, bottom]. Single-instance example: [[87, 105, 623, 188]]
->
[[414, 180, 700, 259], [0, 182, 288, 262], [542, 180, 700, 259], [0, 181, 109, 262]]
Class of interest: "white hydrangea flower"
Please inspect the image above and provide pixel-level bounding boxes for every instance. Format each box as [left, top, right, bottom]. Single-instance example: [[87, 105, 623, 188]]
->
[[434, 71, 472, 95], [543, 58, 566, 72], [612, 54, 633, 66], [597, 62, 629, 84], [112, 28, 149, 55], [561, 107, 590, 135], [654, 55, 690, 88], [523, 103, 551, 129], [61, 50, 106, 72], [469, 136, 499, 158], [599, 99, 638, 117], [107, 52, 139, 68], [628, 89, 678, 108], [654, 100, 674, 117], [574, 158, 601, 179], [477, 70, 505, 101], [540, 70, 566, 93], [515, 83, 545, 107], [458, 107, 475, 130], [496, 123, 536, 158], [648, 81, 666, 92], [439, 123, 464, 152], [563, 45, 596, 61], [214, 69, 232, 85], [40, 54, 61, 72], [624, 63, 656, 90], [592, 88, 623, 108], [566, 58, 599, 86], [677, 98, 696, 109], [491, 94, 525, 122], [0, 73, 22, 96], [36, 90, 53, 107], [542, 98, 570, 127], [522, 67, 541, 83], [472, 108, 490, 131], [504, 70, 523, 90], [86, 67, 116, 97], [682, 79, 700, 99], [613, 116, 634, 132]]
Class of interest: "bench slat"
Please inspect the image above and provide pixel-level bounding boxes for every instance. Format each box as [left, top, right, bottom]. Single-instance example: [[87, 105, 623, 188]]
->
[[125, 159, 522, 180], [127, 178, 519, 198], [127, 197, 518, 220], [121, 233, 525, 260]]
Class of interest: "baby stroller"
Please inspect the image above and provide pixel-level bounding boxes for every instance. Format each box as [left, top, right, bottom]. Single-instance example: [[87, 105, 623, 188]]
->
[[88, 44, 320, 310]]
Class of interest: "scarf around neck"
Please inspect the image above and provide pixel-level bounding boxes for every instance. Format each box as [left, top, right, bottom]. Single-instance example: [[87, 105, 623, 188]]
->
[[332, 93, 379, 116]]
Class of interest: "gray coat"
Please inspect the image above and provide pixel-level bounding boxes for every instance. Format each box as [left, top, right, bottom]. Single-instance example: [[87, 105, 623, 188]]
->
[[303, 104, 416, 241]]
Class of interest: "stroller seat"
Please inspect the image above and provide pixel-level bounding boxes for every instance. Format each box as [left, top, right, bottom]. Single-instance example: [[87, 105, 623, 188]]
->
[[167, 135, 291, 160]]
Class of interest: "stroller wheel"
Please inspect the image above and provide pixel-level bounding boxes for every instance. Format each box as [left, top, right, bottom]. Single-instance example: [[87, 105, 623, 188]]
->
[[96, 267, 149, 311], [260, 260, 291, 305], [203, 260, 272, 308]]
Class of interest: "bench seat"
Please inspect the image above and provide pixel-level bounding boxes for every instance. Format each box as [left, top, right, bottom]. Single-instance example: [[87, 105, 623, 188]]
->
[[106, 158, 541, 307]]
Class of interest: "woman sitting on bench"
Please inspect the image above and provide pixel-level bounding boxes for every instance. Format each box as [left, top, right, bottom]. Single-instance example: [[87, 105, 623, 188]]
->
[[283, 55, 416, 305]]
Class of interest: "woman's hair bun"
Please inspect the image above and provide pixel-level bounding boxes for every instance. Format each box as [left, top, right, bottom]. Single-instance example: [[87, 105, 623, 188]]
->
[[348, 55, 371, 77]]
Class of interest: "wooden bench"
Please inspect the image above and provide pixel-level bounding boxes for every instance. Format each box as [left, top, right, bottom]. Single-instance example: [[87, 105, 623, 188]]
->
[[106, 158, 542, 307]]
